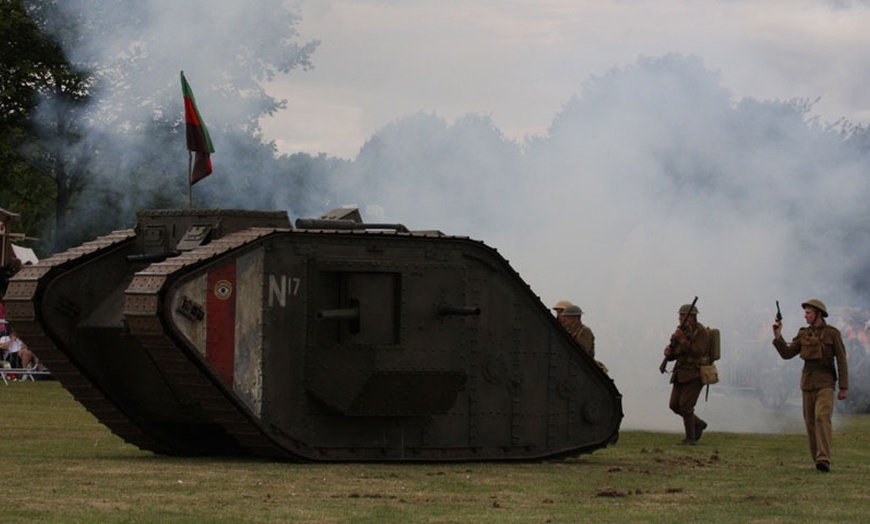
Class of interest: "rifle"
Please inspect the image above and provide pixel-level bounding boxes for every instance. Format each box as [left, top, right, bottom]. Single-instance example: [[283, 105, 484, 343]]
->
[[659, 296, 699, 374]]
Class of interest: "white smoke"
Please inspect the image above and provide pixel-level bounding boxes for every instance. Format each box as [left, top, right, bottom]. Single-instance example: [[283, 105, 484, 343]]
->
[[39, 1, 868, 437], [337, 54, 867, 435]]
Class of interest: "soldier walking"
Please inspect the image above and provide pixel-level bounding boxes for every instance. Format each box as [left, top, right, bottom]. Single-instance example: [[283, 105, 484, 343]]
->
[[663, 303, 710, 445], [772, 299, 848, 472]]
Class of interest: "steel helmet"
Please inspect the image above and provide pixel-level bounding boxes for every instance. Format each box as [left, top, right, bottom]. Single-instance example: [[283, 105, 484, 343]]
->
[[552, 300, 572, 311], [679, 304, 699, 315], [801, 299, 828, 318], [561, 305, 583, 317]]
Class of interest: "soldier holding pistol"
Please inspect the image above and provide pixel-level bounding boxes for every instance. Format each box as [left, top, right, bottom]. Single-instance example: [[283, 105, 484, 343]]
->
[[772, 299, 848, 472]]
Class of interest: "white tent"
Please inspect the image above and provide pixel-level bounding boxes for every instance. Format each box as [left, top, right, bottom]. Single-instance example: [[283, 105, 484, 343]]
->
[[11, 244, 38, 265]]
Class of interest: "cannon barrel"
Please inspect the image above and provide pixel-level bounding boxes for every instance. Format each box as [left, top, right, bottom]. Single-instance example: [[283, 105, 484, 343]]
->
[[317, 308, 361, 321], [437, 303, 481, 317]]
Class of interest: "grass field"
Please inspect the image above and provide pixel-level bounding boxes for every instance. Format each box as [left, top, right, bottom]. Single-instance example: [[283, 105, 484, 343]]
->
[[2, 381, 868, 523]]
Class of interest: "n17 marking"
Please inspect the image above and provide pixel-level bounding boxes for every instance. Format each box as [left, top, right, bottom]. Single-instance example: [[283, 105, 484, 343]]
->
[[268, 275, 301, 307]]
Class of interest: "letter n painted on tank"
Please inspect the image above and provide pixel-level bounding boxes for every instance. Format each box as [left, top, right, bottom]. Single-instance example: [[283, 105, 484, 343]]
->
[[268, 274, 286, 307], [207, 262, 236, 386]]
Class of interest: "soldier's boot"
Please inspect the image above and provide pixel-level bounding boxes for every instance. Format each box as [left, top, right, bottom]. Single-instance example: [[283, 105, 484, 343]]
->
[[694, 417, 708, 441], [679, 415, 696, 445]]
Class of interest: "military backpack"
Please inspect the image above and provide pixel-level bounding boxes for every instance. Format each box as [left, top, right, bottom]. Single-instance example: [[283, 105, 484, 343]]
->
[[700, 327, 720, 386], [707, 327, 720, 362]]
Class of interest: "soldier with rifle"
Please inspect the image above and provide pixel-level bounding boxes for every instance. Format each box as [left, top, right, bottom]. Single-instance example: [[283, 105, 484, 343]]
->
[[661, 298, 711, 445]]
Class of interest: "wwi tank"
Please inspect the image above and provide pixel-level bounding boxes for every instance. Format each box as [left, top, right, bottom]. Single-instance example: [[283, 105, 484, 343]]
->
[[5, 208, 622, 461]]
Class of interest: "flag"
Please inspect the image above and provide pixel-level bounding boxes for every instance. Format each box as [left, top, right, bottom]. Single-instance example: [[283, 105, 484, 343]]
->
[[181, 71, 215, 185]]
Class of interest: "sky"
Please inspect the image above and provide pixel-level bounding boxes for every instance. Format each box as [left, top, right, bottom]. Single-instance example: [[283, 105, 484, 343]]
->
[[262, 0, 870, 159]]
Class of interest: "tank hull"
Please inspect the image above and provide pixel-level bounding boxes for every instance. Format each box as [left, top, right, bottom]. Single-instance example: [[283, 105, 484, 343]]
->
[[6, 209, 622, 461]]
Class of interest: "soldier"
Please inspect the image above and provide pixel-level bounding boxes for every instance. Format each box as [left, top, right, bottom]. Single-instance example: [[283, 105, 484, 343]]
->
[[772, 299, 848, 472], [559, 305, 594, 357], [663, 303, 710, 445], [552, 299, 572, 320]]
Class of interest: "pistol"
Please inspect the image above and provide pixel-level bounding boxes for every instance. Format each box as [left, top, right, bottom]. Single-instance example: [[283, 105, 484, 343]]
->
[[775, 300, 782, 322]]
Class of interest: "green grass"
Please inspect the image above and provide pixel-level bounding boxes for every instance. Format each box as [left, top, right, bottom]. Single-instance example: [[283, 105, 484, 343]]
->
[[2, 381, 868, 523]]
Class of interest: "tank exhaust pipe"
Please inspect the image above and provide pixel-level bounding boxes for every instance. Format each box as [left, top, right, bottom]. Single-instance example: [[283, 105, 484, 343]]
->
[[437, 303, 481, 317], [295, 218, 410, 233]]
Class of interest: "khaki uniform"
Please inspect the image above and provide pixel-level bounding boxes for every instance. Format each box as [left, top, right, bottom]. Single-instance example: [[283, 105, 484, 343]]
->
[[667, 322, 711, 443], [773, 324, 848, 465], [567, 323, 595, 358]]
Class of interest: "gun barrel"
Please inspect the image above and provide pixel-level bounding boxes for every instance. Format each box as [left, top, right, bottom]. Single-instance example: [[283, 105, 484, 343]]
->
[[317, 308, 360, 321], [437, 303, 481, 317]]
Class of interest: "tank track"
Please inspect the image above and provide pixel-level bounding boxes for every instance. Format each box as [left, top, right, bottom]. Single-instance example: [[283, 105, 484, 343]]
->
[[4, 230, 175, 454], [124, 227, 300, 460]]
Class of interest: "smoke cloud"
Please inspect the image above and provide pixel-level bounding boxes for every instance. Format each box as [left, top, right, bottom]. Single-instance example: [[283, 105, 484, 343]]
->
[[37, 1, 870, 436], [333, 54, 869, 434]]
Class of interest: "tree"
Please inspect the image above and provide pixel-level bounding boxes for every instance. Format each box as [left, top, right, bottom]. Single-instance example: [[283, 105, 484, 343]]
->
[[0, 0, 92, 252], [6, 0, 320, 253]]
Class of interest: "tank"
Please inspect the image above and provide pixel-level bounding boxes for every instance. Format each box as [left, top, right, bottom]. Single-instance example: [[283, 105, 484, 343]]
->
[[4, 208, 622, 461]]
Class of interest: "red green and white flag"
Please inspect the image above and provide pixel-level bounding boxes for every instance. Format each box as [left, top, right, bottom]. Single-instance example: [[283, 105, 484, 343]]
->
[[181, 71, 215, 185]]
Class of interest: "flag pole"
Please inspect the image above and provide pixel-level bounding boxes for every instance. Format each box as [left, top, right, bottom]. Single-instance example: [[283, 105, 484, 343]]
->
[[188, 151, 193, 208]]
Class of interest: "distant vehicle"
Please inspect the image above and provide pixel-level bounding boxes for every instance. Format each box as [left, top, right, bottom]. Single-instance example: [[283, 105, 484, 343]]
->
[[5, 208, 622, 461]]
